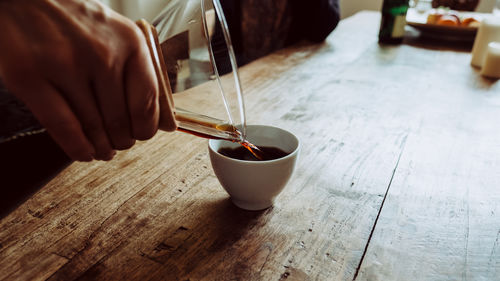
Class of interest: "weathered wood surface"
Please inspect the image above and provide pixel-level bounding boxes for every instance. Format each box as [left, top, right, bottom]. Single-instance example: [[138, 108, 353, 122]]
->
[[355, 40, 500, 280], [1, 11, 499, 281]]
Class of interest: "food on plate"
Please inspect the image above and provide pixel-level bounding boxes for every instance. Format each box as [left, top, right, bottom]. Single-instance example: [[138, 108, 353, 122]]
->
[[426, 12, 443, 24], [425, 9, 480, 28], [461, 17, 480, 27], [436, 15, 460, 26], [447, 13, 461, 23]]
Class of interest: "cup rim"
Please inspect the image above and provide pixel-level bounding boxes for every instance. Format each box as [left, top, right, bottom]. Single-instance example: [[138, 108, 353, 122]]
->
[[208, 125, 300, 163]]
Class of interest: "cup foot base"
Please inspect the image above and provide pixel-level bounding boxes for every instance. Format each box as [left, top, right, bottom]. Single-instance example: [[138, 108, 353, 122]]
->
[[231, 198, 273, 211]]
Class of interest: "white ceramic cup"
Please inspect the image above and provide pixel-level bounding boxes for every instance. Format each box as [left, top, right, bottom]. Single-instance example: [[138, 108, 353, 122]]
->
[[208, 125, 300, 211], [480, 41, 500, 78], [471, 17, 500, 68]]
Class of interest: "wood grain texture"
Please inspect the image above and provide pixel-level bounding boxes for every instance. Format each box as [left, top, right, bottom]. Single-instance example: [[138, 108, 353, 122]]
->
[[1, 11, 499, 281], [355, 42, 500, 280]]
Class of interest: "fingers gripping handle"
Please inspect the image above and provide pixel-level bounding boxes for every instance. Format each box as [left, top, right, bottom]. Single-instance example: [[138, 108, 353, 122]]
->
[[136, 19, 177, 132]]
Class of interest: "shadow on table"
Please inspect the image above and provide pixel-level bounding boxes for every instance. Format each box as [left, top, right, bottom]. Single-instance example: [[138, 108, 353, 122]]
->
[[403, 28, 474, 53], [0, 132, 71, 219], [141, 197, 272, 279], [470, 66, 500, 89], [198, 197, 270, 249]]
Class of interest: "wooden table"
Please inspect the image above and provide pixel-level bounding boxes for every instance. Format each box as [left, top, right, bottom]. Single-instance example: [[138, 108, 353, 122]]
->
[[1, 11, 500, 281]]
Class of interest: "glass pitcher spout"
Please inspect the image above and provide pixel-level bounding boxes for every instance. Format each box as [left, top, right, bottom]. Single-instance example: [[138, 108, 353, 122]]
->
[[175, 108, 244, 142]]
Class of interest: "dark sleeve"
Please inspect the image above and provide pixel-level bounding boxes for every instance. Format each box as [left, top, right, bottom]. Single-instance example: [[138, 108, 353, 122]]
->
[[286, 0, 341, 44]]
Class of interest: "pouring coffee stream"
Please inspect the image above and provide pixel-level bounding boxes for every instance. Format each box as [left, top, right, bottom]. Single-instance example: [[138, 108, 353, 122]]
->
[[136, 19, 265, 161]]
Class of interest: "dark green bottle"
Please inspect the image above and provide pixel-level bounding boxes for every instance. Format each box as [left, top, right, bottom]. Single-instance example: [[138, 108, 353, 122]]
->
[[378, 0, 410, 44]]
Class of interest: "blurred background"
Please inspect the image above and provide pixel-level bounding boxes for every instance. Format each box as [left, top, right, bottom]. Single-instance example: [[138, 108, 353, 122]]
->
[[101, 0, 497, 20], [339, 0, 495, 18]]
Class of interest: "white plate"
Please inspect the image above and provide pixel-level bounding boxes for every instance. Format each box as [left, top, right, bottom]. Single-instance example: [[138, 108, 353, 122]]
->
[[406, 8, 485, 41]]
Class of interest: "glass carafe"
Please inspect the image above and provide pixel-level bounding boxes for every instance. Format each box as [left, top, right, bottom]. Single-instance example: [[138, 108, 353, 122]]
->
[[136, 0, 247, 143]]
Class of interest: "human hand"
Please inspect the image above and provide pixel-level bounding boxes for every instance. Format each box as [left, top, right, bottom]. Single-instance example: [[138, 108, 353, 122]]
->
[[0, 0, 175, 161]]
